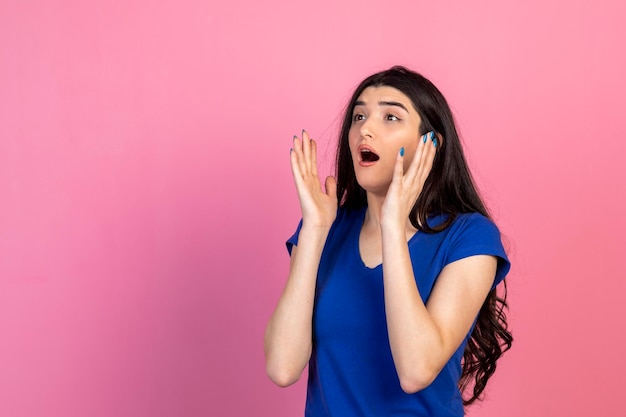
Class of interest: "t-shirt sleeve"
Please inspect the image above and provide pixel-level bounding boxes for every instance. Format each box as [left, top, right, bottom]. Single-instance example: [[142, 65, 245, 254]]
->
[[446, 214, 511, 289], [286, 219, 303, 256]]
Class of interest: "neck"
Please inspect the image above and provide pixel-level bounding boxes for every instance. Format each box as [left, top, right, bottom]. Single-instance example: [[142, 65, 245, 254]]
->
[[363, 191, 418, 236], [364, 192, 385, 229]]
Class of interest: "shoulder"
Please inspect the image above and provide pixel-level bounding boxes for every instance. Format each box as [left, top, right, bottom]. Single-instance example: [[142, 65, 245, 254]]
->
[[335, 206, 364, 223], [442, 212, 505, 254], [424, 212, 501, 242], [325, 206, 364, 243], [286, 207, 364, 254], [436, 212, 510, 286], [448, 212, 501, 238]]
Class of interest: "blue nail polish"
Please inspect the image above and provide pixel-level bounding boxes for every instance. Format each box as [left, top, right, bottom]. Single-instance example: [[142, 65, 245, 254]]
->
[[422, 134, 427, 143], [400, 147, 405, 156], [430, 131, 435, 140], [433, 138, 438, 147]]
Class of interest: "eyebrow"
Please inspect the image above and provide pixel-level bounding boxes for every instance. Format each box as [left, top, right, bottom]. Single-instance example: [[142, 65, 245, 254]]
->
[[354, 100, 409, 113]]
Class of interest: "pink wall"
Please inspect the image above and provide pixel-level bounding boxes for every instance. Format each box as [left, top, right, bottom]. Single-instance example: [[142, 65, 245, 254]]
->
[[1, 1, 624, 416]]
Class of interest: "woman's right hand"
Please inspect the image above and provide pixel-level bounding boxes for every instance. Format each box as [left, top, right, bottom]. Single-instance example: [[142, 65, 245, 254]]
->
[[265, 130, 334, 386], [290, 130, 338, 229]]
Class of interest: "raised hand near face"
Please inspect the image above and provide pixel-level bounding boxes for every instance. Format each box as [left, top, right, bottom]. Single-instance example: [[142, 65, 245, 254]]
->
[[290, 130, 338, 229], [381, 131, 438, 230]]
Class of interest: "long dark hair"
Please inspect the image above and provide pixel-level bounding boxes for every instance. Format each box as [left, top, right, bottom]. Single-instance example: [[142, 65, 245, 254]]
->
[[335, 66, 512, 405]]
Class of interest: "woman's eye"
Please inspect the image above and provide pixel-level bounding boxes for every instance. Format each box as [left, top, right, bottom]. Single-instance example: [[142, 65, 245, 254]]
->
[[386, 114, 399, 121], [353, 114, 365, 122]]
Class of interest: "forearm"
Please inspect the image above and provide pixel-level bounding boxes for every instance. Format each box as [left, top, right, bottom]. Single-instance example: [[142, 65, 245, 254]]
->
[[264, 225, 329, 387], [381, 226, 444, 393]]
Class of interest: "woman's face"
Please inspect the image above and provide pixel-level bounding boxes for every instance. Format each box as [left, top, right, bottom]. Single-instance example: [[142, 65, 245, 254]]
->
[[348, 85, 422, 195]]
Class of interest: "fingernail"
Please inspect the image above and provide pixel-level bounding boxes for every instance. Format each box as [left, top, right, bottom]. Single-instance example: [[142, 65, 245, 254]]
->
[[422, 134, 427, 143], [302, 129, 306, 136], [290, 148, 293, 153], [293, 135, 297, 140], [433, 138, 438, 147], [430, 131, 435, 140], [400, 147, 405, 156]]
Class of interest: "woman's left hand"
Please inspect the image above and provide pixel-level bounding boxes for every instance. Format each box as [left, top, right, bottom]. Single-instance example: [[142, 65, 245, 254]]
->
[[381, 131, 438, 230]]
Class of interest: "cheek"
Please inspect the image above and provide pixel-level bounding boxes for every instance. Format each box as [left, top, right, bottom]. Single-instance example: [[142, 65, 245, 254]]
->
[[348, 134, 359, 158], [402, 143, 420, 168]]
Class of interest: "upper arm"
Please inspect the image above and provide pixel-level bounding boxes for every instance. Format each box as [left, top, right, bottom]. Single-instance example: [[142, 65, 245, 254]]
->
[[425, 254, 497, 360], [288, 243, 298, 267]]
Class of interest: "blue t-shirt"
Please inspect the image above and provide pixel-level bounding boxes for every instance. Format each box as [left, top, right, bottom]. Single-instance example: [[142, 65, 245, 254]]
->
[[287, 207, 510, 417]]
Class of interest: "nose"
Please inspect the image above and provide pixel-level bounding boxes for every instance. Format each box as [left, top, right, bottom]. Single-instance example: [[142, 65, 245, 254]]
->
[[359, 117, 374, 139]]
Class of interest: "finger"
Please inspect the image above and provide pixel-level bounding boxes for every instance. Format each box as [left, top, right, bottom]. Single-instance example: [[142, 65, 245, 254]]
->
[[310, 138, 318, 178], [290, 146, 304, 187], [292, 134, 302, 155], [324, 175, 337, 199], [415, 132, 438, 184], [290, 144, 305, 180], [391, 147, 405, 186], [302, 129, 312, 173], [291, 147, 318, 204], [292, 135, 307, 177], [405, 131, 428, 178]]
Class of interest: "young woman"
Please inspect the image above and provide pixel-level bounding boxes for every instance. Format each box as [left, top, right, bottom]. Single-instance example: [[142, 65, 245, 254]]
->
[[265, 66, 512, 416]]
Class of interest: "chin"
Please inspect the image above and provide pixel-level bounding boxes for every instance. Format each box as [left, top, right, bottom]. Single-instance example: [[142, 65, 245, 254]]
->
[[355, 176, 391, 196]]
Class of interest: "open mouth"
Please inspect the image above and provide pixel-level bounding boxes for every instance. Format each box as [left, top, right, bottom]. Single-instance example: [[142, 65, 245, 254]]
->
[[360, 148, 380, 162]]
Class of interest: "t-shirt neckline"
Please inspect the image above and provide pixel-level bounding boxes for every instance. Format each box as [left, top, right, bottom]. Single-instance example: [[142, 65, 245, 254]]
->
[[352, 207, 422, 272]]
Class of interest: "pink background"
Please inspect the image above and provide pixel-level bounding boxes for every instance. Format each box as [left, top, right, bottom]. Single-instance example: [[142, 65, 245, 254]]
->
[[1, 1, 625, 416]]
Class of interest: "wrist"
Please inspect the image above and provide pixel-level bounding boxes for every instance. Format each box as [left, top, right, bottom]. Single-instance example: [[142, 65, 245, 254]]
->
[[381, 218, 416, 243], [300, 221, 332, 236], [380, 216, 406, 234]]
